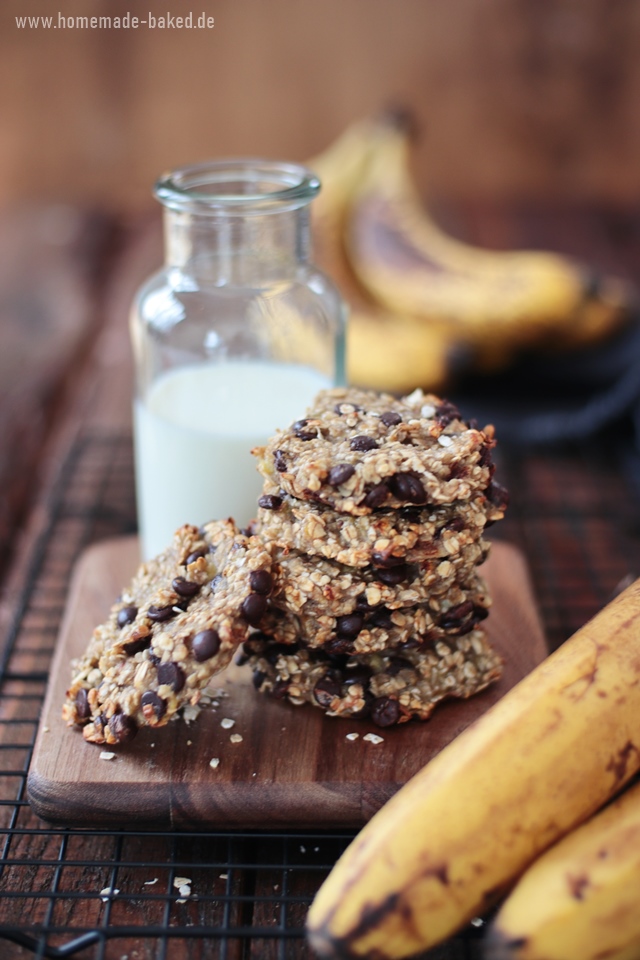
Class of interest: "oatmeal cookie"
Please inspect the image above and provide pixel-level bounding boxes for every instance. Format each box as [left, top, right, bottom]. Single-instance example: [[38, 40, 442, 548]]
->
[[259, 573, 491, 653], [240, 630, 503, 726], [62, 520, 274, 745], [253, 387, 500, 515], [268, 539, 489, 619], [255, 493, 505, 567]]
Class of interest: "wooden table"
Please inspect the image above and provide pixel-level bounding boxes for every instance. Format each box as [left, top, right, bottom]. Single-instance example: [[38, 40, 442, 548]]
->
[[1, 201, 640, 959]]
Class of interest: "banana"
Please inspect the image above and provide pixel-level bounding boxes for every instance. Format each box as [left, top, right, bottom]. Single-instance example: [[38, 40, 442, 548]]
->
[[306, 120, 473, 393], [306, 578, 640, 960], [485, 779, 640, 960], [344, 113, 633, 370]]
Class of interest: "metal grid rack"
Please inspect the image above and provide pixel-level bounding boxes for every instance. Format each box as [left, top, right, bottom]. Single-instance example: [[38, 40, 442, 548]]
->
[[0, 430, 639, 959]]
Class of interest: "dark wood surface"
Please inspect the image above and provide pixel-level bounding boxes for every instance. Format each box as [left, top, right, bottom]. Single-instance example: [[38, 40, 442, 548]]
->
[[28, 539, 546, 828], [1, 202, 640, 958]]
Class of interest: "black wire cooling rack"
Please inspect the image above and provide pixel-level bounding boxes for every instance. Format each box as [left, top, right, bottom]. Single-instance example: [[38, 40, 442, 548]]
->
[[1, 430, 639, 959]]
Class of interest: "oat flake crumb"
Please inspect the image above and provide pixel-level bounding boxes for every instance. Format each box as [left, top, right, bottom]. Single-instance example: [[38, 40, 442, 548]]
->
[[363, 733, 384, 744], [174, 877, 191, 888], [220, 717, 235, 729], [99, 751, 116, 761], [219, 873, 228, 880], [100, 886, 119, 901], [209, 758, 220, 769], [229, 733, 243, 743], [143, 878, 158, 886], [345, 732, 359, 741]]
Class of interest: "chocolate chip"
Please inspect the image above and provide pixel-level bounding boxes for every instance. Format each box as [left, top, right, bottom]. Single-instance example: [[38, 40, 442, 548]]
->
[[157, 662, 185, 692], [478, 445, 493, 468], [273, 450, 288, 472], [147, 604, 176, 622], [75, 688, 91, 721], [366, 606, 393, 628], [350, 435, 378, 452], [241, 593, 268, 626], [172, 577, 200, 598], [380, 411, 402, 427], [249, 570, 273, 595], [376, 564, 412, 585], [258, 494, 282, 510], [372, 552, 406, 569], [264, 642, 298, 665], [389, 472, 427, 504], [336, 614, 364, 638], [439, 600, 474, 630], [192, 629, 221, 662], [313, 676, 342, 708], [328, 463, 355, 487], [272, 679, 290, 699], [292, 419, 317, 441], [385, 656, 412, 676], [184, 549, 206, 565], [108, 713, 138, 743], [434, 400, 461, 427], [448, 462, 468, 480], [323, 637, 355, 656], [371, 697, 401, 727], [141, 691, 166, 721], [446, 517, 466, 532], [343, 666, 373, 688], [117, 605, 138, 628], [363, 482, 389, 509], [122, 635, 151, 656]]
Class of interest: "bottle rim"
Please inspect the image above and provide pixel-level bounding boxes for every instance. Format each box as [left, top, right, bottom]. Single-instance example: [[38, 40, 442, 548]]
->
[[154, 159, 320, 213]]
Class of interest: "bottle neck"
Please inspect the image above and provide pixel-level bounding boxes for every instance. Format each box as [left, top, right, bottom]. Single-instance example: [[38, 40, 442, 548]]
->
[[163, 205, 312, 286]]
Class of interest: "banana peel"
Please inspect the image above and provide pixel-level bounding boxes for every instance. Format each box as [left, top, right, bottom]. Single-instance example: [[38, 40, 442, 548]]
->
[[307, 114, 636, 391], [485, 778, 640, 960], [306, 577, 640, 959]]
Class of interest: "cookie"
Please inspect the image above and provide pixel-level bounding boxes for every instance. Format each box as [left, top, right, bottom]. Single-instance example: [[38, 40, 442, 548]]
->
[[240, 630, 503, 725], [255, 492, 504, 568], [62, 520, 273, 744], [258, 573, 491, 653], [268, 538, 489, 617], [253, 387, 498, 515]]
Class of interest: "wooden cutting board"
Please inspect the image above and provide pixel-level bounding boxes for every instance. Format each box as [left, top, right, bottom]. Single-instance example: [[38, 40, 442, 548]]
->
[[28, 537, 547, 828]]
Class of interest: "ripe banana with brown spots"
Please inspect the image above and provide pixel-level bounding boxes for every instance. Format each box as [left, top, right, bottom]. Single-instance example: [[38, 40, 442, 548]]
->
[[307, 119, 473, 393], [342, 114, 634, 373], [306, 578, 640, 960], [485, 778, 640, 960]]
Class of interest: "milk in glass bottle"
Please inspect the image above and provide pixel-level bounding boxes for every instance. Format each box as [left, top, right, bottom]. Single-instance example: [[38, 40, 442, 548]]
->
[[131, 160, 346, 559]]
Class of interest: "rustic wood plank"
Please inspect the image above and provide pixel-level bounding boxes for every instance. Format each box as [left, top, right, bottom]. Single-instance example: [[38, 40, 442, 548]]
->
[[28, 538, 546, 828]]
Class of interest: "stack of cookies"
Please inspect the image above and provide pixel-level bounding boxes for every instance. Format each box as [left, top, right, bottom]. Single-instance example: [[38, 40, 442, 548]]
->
[[242, 386, 508, 728], [62, 386, 508, 745]]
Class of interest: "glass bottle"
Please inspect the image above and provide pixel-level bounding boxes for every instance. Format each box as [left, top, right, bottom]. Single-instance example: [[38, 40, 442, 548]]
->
[[130, 159, 346, 559]]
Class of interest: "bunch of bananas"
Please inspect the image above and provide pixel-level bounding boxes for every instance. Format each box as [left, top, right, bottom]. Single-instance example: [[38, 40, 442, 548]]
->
[[308, 114, 634, 394], [306, 577, 640, 960]]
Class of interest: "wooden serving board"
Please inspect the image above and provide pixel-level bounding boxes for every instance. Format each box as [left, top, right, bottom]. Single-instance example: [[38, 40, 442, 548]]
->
[[28, 538, 547, 828]]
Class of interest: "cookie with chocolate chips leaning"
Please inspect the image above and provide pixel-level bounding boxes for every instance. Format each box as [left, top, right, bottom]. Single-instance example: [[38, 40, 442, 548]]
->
[[62, 519, 273, 745], [253, 387, 497, 516]]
